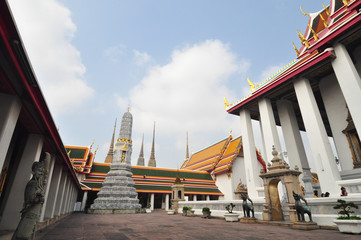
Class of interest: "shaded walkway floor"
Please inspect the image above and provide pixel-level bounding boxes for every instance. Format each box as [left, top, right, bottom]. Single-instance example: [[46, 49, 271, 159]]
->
[[35, 211, 358, 240]]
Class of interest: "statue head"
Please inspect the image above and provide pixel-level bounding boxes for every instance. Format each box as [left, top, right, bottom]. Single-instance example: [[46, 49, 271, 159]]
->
[[292, 191, 300, 200], [32, 161, 46, 179]]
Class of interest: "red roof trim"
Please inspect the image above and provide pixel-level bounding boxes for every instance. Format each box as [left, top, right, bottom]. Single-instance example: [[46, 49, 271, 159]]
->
[[227, 50, 333, 114]]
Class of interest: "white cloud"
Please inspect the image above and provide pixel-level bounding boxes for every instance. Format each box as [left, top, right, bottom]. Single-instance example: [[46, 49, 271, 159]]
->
[[133, 50, 151, 66], [114, 94, 129, 111], [128, 40, 250, 166], [104, 44, 127, 62], [8, 0, 93, 116]]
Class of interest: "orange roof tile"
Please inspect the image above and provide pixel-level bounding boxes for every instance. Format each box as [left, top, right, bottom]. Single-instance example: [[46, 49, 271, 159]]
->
[[182, 137, 231, 171]]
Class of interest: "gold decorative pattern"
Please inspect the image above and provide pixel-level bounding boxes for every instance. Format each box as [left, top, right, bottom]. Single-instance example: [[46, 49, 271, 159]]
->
[[117, 138, 132, 144]]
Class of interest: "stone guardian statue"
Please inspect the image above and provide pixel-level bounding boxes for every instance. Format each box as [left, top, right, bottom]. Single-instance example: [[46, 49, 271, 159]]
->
[[12, 152, 50, 240]]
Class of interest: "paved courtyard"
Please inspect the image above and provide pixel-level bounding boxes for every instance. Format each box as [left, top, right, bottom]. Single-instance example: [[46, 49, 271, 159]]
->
[[35, 211, 358, 240]]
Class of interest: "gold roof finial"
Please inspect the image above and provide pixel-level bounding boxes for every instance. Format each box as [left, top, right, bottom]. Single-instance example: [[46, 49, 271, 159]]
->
[[300, 5, 310, 16], [89, 140, 95, 150], [297, 30, 310, 48], [230, 129, 233, 138], [342, 0, 348, 6], [322, 3, 330, 16], [67, 150, 71, 156], [247, 77, 255, 92], [319, 13, 328, 28], [308, 24, 319, 41], [292, 42, 300, 56], [224, 96, 229, 109]]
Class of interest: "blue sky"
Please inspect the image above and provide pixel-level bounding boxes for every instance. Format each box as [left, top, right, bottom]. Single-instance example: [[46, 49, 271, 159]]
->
[[8, 0, 326, 169]]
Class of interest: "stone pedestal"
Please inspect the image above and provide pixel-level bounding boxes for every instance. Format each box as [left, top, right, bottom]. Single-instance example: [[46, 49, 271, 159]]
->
[[291, 222, 319, 230], [239, 217, 257, 223]]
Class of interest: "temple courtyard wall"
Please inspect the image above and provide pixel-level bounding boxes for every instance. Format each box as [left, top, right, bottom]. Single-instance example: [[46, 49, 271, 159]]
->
[[178, 196, 361, 227]]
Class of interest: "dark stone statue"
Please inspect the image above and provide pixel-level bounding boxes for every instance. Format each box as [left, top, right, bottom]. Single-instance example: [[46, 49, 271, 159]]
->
[[12, 153, 50, 240], [241, 193, 254, 218], [293, 191, 312, 222]]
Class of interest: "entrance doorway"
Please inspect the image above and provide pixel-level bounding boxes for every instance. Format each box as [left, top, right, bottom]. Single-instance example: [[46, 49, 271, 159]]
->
[[269, 179, 283, 221]]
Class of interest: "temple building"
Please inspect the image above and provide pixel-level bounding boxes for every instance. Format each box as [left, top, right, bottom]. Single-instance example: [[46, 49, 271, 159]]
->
[[224, 0, 361, 200]]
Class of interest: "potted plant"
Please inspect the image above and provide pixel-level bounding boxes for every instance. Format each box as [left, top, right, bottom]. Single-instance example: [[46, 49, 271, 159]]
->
[[224, 203, 239, 222], [202, 207, 211, 218], [182, 206, 189, 216], [333, 199, 361, 234], [186, 207, 195, 217]]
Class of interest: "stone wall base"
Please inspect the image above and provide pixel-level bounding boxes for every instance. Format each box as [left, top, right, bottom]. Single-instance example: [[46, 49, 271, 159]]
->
[[291, 222, 319, 230], [88, 208, 145, 214]]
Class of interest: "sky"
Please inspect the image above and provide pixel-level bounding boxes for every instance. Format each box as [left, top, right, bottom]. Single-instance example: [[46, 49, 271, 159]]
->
[[8, 0, 327, 169]]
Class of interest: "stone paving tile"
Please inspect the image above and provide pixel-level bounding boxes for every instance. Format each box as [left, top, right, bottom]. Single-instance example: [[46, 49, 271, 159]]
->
[[35, 211, 360, 240]]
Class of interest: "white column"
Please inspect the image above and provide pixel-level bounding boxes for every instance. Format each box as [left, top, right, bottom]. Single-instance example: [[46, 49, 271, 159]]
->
[[81, 191, 88, 211], [150, 193, 155, 210], [55, 173, 68, 216], [65, 183, 73, 213], [165, 194, 169, 211], [0, 94, 21, 170], [319, 75, 354, 171], [193, 195, 197, 201], [61, 177, 71, 215], [332, 43, 361, 137], [206, 195, 210, 201], [294, 77, 340, 195], [40, 155, 55, 222], [258, 98, 282, 162], [277, 99, 313, 197], [0, 134, 43, 231], [239, 109, 262, 199], [46, 165, 63, 219]]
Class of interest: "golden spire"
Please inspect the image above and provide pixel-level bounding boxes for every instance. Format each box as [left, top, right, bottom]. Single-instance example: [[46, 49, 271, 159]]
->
[[300, 5, 310, 16], [322, 3, 329, 16], [148, 122, 156, 167], [308, 24, 319, 41], [319, 13, 328, 28], [127, 105, 130, 112], [292, 42, 300, 56], [247, 77, 256, 92], [105, 119, 116, 163], [224, 96, 229, 109], [137, 133, 145, 166]]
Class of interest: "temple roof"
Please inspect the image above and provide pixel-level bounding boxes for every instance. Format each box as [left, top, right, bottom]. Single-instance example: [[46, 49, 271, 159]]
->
[[81, 164, 223, 196], [212, 137, 243, 175], [181, 136, 231, 172], [225, 0, 361, 117], [65, 145, 96, 174]]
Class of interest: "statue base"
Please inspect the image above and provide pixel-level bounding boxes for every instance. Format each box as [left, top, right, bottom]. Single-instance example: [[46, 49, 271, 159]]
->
[[88, 208, 145, 214], [239, 217, 257, 223], [291, 221, 319, 230]]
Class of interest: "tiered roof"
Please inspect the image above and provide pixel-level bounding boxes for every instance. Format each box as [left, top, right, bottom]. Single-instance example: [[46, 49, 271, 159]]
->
[[81, 164, 223, 196], [181, 136, 231, 172], [225, 0, 361, 115], [65, 145, 96, 174]]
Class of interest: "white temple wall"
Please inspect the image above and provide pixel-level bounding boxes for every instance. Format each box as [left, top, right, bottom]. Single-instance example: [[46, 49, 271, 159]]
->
[[319, 74, 353, 171], [215, 174, 234, 200], [231, 156, 246, 193]]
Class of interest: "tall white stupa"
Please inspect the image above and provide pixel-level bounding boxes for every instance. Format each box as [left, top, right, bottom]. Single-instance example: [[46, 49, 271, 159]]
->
[[89, 110, 141, 213]]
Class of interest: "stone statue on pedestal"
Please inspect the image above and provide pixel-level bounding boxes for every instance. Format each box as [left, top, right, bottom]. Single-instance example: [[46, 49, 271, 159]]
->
[[293, 191, 312, 222], [12, 152, 50, 240]]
